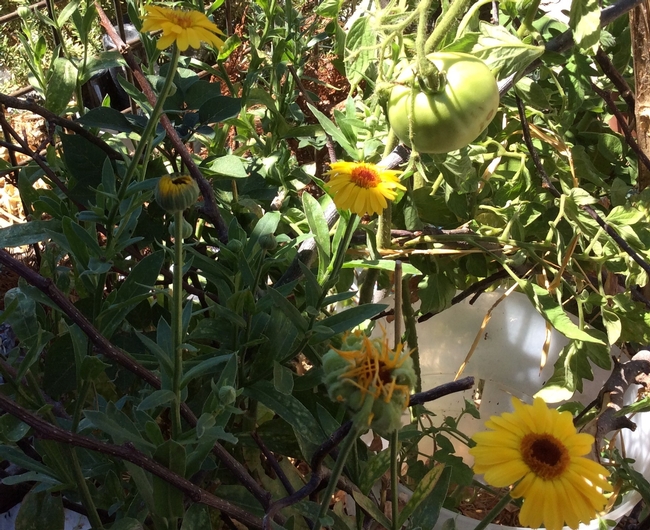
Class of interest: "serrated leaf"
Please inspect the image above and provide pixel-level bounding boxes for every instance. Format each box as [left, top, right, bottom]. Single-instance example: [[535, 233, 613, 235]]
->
[[569, 0, 601, 50], [602, 308, 622, 345], [470, 23, 544, 79], [520, 282, 605, 344], [345, 17, 376, 86]]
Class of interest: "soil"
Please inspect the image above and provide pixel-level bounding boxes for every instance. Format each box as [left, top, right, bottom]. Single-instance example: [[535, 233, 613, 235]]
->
[[457, 486, 522, 527]]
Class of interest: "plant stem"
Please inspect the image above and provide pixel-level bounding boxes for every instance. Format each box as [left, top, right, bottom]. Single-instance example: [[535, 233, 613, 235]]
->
[[390, 430, 400, 529], [402, 276, 421, 392], [107, 45, 181, 253], [171, 211, 185, 438], [424, 0, 473, 53], [313, 419, 366, 530], [67, 447, 105, 529], [473, 490, 514, 530]]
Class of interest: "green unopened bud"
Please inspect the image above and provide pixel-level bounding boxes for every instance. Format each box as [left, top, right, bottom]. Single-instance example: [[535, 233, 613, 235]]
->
[[227, 239, 243, 253], [17, 6, 31, 18], [169, 218, 193, 239], [218, 385, 237, 405], [155, 174, 200, 213], [259, 234, 277, 251]]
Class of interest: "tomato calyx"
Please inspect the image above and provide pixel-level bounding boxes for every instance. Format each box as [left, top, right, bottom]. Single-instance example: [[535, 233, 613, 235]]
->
[[415, 57, 445, 94]]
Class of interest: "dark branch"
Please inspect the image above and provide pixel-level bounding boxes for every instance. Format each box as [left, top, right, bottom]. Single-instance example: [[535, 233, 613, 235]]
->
[[0, 392, 265, 529]]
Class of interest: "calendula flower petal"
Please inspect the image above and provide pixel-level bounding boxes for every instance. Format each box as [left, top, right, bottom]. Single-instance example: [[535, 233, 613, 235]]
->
[[469, 397, 612, 530]]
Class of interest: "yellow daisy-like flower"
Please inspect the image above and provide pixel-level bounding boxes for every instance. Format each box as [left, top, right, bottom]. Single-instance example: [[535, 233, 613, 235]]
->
[[324, 161, 405, 216], [141, 5, 225, 51], [469, 397, 613, 530]]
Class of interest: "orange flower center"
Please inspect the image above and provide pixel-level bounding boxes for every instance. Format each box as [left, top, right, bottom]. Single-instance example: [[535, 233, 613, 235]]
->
[[350, 167, 380, 189], [520, 433, 570, 480], [169, 11, 192, 28]]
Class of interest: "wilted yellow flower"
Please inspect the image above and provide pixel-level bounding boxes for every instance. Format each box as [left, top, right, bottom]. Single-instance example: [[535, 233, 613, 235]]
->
[[322, 330, 415, 435], [324, 161, 405, 216], [469, 397, 612, 530], [141, 5, 225, 51], [155, 174, 200, 213]]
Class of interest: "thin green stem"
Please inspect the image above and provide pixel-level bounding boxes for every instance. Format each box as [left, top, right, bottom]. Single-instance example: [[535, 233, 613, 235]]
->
[[472, 490, 514, 530], [402, 276, 421, 393], [171, 211, 185, 439], [424, 0, 473, 53], [415, 0, 438, 83], [67, 447, 105, 529], [378, 203, 392, 251], [106, 45, 181, 253], [456, 0, 494, 38], [516, 0, 541, 38], [390, 430, 400, 530], [313, 419, 367, 530]]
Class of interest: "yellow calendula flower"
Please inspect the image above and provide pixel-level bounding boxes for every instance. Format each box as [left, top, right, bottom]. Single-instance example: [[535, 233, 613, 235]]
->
[[141, 5, 225, 51], [469, 397, 612, 530], [322, 330, 415, 435], [324, 161, 405, 216], [155, 174, 200, 213]]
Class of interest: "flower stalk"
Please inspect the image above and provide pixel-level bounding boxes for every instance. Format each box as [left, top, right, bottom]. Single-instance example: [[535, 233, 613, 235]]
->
[[171, 209, 185, 438]]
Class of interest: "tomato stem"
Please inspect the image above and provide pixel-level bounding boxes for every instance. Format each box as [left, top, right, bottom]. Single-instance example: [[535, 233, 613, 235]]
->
[[424, 0, 473, 53]]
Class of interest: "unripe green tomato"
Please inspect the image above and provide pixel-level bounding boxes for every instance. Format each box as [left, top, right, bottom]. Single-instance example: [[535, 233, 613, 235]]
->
[[387, 52, 499, 154]]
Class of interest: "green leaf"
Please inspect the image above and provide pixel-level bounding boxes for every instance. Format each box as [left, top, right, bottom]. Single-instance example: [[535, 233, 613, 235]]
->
[[198, 96, 242, 123], [307, 103, 359, 160], [398, 463, 446, 527], [77, 106, 138, 133], [0, 446, 60, 479], [314, 0, 340, 17], [569, 0, 601, 50], [267, 288, 308, 332], [45, 57, 76, 115], [359, 449, 391, 494], [0, 220, 62, 248], [602, 308, 622, 345], [470, 23, 544, 79], [273, 361, 294, 395], [137, 389, 177, 411], [244, 211, 281, 256], [83, 410, 156, 452], [410, 466, 452, 530], [60, 132, 108, 204], [153, 440, 186, 519], [180, 504, 212, 530], [109, 518, 145, 530], [302, 193, 331, 282], [345, 17, 376, 87], [180, 354, 232, 388], [521, 283, 605, 344], [311, 304, 387, 342], [342, 259, 422, 275], [204, 154, 248, 178], [352, 490, 392, 529], [42, 334, 76, 398], [243, 380, 324, 447], [15, 489, 64, 530]]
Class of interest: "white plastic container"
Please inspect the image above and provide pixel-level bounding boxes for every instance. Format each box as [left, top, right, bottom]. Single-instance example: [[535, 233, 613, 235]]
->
[[375, 290, 649, 530]]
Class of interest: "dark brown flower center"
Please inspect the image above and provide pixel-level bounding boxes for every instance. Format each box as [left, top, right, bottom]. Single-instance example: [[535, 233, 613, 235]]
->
[[520, 433, 570, 479], [350, 167, 380, 189]]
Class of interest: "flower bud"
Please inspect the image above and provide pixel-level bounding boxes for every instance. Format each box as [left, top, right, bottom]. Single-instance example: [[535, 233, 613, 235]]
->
[[155, 174, 199, 213], [169, 218, 193, 239], [258, 234, 277, 251]]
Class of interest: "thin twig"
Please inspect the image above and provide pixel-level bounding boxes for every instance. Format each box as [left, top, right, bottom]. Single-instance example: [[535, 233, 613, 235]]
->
[[0, 93, 123, 161], [409, 376, 475, 407], [590, 82, 650, 174], [594, 48, 635, 113], [251, 431, 295, 495]]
